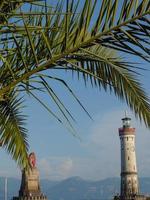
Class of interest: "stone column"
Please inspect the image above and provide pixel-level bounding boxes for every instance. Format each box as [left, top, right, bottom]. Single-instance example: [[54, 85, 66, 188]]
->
[[13, 152, 48, 200]]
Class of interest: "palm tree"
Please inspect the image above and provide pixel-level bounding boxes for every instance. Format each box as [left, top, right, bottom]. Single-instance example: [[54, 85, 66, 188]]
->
[[0, 0, 150, 169]]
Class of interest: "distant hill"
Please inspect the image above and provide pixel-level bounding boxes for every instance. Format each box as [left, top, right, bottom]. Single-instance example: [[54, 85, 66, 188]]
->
[[0, 176, 150, 200], [46, 176, 119, 200]]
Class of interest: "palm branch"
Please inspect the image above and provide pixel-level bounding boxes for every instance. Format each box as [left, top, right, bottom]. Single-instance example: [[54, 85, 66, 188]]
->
[[0, 90, 29, 168], [0, 0, 150, 167]]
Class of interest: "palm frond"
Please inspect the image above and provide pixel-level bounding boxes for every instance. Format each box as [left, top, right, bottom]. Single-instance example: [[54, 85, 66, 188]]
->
[[63, 46, 150, 127], [0, 91, 29, 168], [0, 0, 44, 24], [0, 0, 150, 129]]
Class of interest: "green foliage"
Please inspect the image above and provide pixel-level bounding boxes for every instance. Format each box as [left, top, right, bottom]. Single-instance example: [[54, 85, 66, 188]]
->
[[0, 0, 150, 168], [0, 91, 29, 168]]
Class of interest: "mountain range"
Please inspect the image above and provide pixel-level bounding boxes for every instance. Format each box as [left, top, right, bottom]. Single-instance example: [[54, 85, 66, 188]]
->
[[0, 176, 150, 200]]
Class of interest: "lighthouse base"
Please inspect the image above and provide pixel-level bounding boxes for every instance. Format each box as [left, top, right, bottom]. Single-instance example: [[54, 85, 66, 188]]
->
[[113, 194, 150, 200]]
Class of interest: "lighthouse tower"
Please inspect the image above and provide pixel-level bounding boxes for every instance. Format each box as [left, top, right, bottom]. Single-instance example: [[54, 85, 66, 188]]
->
[[118, 116, 139, 198]]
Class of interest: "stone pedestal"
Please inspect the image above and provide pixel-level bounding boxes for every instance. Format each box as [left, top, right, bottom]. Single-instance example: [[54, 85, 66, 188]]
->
[[19, 167, 41, 197], [13, 153, 48, 200]]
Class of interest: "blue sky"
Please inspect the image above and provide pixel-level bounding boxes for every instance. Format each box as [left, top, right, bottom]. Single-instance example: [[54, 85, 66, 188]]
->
[[0, 0, 150, 182]]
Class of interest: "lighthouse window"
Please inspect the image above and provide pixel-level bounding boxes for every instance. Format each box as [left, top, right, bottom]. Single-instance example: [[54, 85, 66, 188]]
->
[[128, 156, 130, 160], [127, 137, 128, 141]]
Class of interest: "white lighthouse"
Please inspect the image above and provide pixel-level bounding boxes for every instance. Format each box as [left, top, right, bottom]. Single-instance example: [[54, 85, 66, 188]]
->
[[118, 116, 139, 198]]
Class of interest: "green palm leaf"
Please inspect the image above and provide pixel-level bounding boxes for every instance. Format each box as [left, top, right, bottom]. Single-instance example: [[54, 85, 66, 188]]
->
[[0, 0, 150, 124], [0, 91, 29, 168], [68, 46, 150, 126]]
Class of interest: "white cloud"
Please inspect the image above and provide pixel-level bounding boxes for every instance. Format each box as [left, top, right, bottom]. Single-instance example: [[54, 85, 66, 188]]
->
[[38, 156, 74, 180], [59, 158, 73, 177], [38, 158, 52, 177]]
